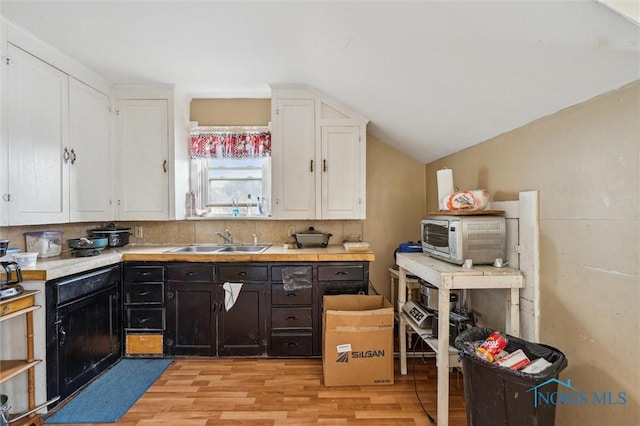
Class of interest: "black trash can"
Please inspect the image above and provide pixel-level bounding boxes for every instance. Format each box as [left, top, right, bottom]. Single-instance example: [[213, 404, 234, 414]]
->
[[455, 327, 568, 426]]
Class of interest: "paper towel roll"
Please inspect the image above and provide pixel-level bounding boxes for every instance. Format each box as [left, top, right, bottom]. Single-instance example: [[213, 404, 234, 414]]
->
[[436, 168, 454, 210]]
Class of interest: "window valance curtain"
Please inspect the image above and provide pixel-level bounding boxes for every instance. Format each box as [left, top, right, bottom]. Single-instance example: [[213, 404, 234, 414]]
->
[[190, 126, 271, 159]]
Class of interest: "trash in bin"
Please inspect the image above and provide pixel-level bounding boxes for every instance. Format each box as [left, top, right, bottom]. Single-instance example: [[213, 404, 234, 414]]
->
[[455, 327, 568, 426]]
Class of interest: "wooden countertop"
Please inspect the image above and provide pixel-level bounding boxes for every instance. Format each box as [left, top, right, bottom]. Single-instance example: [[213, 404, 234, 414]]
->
[[14, 244, 375, 281]]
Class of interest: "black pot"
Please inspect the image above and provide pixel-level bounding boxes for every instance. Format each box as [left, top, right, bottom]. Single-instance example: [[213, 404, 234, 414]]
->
[[91, 223, 131, 247], [292, 227, 332, 248]]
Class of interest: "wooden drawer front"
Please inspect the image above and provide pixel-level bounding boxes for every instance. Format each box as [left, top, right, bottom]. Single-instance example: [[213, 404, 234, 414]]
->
[[126, 334, 163, 355], [271, 284, 312, 305], [270, 334, 313, 357], [271, 307, 312, 329], [124, 266, 164, 283], [126, 308, 165, 330], [124, 283, 164, 304], [0, 294, 35, 317], [318, 264, 364, 282], [219, 265, 267, 282], [167, 265, 215, 282], [271, 265, 312, 283]]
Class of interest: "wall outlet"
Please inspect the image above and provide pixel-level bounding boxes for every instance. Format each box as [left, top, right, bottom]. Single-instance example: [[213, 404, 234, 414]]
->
[[134, 225, 143, 238]]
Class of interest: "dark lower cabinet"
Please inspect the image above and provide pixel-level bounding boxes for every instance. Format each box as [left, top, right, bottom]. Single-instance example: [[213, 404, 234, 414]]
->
[[165, 282, 217, 356], [46, 265, 121, 405], [123, 264, 165, 357], [165, 264, 268, 357], [218, 282, 266, 356], [120, 260, 369, 360]]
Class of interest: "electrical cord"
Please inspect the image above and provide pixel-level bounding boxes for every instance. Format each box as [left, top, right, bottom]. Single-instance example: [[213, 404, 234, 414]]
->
[[368, 279, 380, 295], [412, 332, 436, 425]]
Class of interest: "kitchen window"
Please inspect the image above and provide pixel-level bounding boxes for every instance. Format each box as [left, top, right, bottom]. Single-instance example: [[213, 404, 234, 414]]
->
[[189, 126, 271, 217]]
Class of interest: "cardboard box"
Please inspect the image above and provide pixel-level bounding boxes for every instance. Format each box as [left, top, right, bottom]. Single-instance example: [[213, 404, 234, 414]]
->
[[322, 295, 394, 386]]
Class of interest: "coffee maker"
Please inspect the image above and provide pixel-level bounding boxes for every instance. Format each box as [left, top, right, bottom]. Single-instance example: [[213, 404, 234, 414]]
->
[[0, 261, 24, 299]]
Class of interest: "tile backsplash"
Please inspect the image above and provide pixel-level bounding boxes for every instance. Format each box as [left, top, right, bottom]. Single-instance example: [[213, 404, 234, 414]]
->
[[1, 220, 364, 253]]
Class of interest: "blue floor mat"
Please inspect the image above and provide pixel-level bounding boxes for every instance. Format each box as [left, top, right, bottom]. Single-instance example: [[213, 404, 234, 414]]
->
[[44, 358, 172, 424]]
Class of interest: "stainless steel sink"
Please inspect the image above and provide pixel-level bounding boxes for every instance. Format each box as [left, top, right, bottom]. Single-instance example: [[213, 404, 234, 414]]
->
[[165, 245, 224, 253], [216, 245, 271, 253], [165, 244, 271, 254]]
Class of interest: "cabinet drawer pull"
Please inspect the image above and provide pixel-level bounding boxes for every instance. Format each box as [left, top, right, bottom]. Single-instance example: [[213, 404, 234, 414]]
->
[[139, 271, 151, 277], [136, 291, 150, 296], [63, 147, 70, 163], [323, 159, 327, 172], [238, 271, 247, 277], [310, 159, 314, 172], [286, 316, 297, 321], [186, 271, 196, 277], [286, 292, 297, 297], [287, 342, 298, 347], [163, 160, 168, 173], [137, 317, 150, 324], [335, 271, 347, 276]]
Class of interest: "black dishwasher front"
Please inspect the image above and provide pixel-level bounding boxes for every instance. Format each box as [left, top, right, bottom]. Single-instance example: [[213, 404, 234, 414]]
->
[[45, 264, 122, 405]]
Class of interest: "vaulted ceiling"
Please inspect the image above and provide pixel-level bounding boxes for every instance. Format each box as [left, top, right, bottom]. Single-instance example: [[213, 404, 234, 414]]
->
[[2, 1, 639, 163]]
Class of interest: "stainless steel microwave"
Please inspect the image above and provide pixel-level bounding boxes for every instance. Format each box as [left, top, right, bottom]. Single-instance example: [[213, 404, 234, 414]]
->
[[420, 215, 506, 265]]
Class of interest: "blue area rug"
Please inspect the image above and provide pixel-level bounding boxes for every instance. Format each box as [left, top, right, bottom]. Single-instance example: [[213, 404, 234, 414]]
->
[[45, 358, 172, 424]]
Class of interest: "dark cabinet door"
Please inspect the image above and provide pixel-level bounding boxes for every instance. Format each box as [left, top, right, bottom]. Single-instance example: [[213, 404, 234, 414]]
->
[[55, 285, 120, 400], [165, 282, 219, 356], [217, 282, 267, 356]]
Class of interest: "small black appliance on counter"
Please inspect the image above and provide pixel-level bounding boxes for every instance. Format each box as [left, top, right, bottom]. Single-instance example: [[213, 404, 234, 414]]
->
[[91, 223, 131, 247]]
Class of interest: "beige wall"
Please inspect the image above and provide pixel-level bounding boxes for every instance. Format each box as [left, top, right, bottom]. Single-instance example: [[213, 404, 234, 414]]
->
[[365, 134, 426, 297], [426, 81, 639, 426], [190, 98, 270, 126]]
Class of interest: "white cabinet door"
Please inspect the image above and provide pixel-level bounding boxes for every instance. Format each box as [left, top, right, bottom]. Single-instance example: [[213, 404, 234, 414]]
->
[[320, 125, 364, 219], [69, 77, 113, 222], [271, 98, 316, 219], [7, 44, 69, 225], [116, 99, 170, 220]]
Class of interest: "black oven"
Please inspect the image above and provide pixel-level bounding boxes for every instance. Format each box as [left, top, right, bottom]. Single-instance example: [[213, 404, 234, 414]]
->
[[45, 264, 122, 405]]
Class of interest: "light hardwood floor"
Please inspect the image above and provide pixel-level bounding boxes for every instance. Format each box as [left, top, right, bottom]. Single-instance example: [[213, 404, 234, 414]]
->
[[45, 358, 467, 426]]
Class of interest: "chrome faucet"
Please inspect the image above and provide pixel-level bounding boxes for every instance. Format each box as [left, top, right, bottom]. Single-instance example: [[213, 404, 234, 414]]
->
[[215, 229, 233, 244]]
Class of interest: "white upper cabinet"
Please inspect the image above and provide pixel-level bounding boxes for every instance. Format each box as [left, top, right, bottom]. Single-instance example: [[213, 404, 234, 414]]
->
[[320, 125, 363, 219], [5, 43, 113, 225], [271, 97, 316, 219], [7, 44, 69, 225], [270, 85, 368, 220], [69, 77, 113, 222], [115, 95, 171, 221]]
